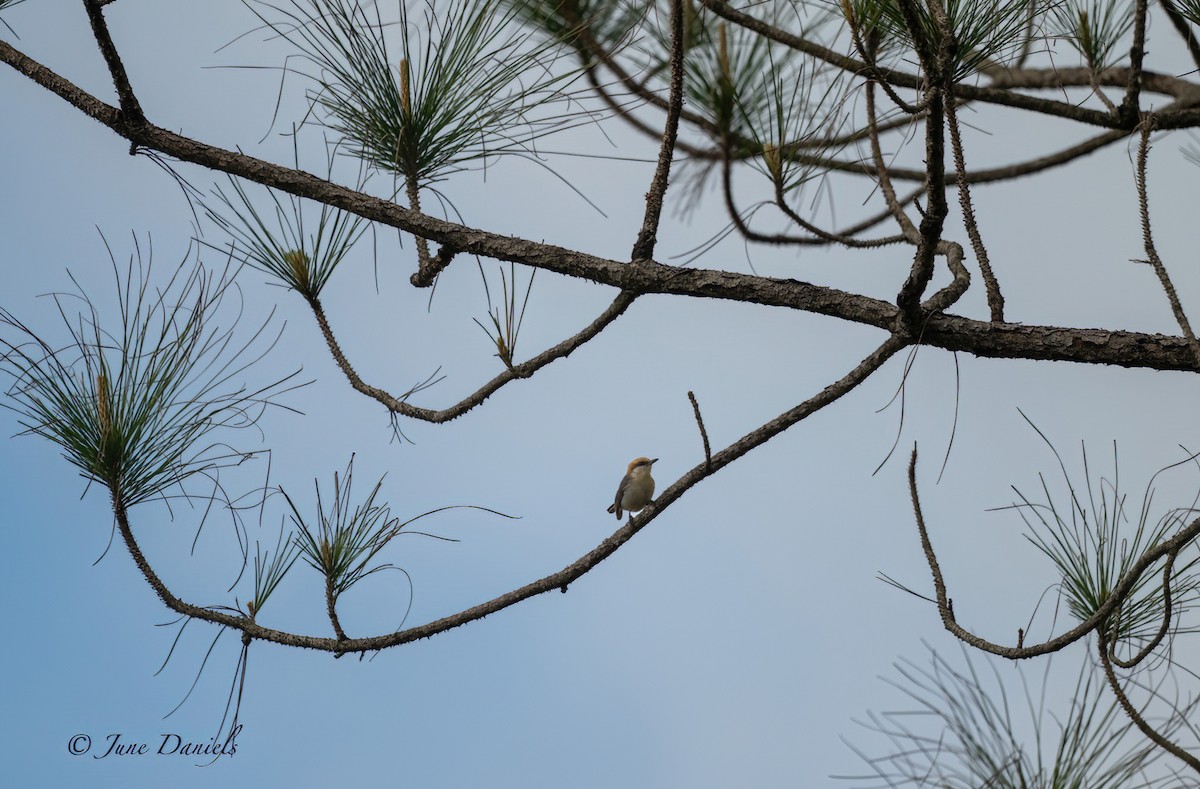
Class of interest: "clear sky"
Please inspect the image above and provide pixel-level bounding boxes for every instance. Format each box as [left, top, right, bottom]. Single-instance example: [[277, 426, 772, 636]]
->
[[4, 2, 1200, 787]]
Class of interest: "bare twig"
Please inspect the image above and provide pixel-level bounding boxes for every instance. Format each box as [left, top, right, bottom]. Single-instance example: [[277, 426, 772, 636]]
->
[[864, 82, 919, 241], [1135, 119, 1200, 369], [1107, 551, 1177, 670], [687, 391, 712, 471], [945, 99, 1003, 322], [304, 291, 638, 423]]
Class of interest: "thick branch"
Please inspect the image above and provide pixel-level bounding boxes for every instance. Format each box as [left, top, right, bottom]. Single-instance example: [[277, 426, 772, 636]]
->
[[325, 574, 349, 644], [5, 40, 1200, 373], [894, 0, 951, 328]]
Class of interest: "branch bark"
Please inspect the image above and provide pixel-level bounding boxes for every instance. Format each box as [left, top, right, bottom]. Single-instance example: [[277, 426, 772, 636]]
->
[[3, 38, 1197, 374]]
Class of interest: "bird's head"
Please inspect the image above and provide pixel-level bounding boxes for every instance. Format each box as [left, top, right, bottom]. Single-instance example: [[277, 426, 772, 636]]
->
[[627, 457, 657, 475]]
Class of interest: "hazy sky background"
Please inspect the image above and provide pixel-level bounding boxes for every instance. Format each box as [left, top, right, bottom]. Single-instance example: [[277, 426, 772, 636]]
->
[[4, 1, 1200, 786]]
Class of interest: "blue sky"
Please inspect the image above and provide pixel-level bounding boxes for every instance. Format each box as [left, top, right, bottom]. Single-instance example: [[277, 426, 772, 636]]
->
[[4, 2, 1200, 786]]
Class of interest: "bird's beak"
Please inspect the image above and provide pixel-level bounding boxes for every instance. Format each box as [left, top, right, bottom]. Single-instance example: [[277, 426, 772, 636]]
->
[[649, 458, 658, 465]]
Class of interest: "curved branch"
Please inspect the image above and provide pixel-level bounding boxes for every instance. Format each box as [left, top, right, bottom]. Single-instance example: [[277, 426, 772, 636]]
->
[[114, 336, 909, 653], [1107, 550, 1177, 670], [1098, 630, 1200, 774], [908, 447, 1200, 659], [720, 140, 908, 249], [306, 290, 638, 423], [772, 178, 915, 249]]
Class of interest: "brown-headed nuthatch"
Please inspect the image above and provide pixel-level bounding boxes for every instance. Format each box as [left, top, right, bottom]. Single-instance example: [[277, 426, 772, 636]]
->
[[607, 457, 657, 519]]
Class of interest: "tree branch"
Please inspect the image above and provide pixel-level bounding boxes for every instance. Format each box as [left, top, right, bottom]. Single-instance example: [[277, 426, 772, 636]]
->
[[697, 0, 1125, 128], [630, 0, 685, 263], [305, 290, 638, 423], [908, 446, 1200, 659], [82, 0, 144, 126], [4, 39, 1200, 373], [1135, 118, 1200, 370], [1098, 631, 1200, 774], [113, 336, 909, 653], [946, 98, 1003, 322]]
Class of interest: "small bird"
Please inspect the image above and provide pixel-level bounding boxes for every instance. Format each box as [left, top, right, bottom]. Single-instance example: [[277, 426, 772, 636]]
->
[[607, 457, 657, 520]]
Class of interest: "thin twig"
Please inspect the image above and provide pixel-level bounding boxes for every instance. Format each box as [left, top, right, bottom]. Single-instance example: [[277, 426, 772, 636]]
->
[[305, 291, 638, 423], [1107, 551, 1177, 669], [865, 82, 919, 241], [945, 98, 1003, 322], [687, 391, 712, 471], [1135, 118, 1200, 370]]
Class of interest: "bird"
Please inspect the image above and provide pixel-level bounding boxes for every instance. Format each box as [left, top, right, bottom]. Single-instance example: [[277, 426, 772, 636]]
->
[[607, 457, 657, 520]]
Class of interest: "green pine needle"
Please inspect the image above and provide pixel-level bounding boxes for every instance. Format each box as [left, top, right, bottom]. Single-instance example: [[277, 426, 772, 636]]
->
[[0, 237, 301, 507], [251, 0, 596, 188]]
